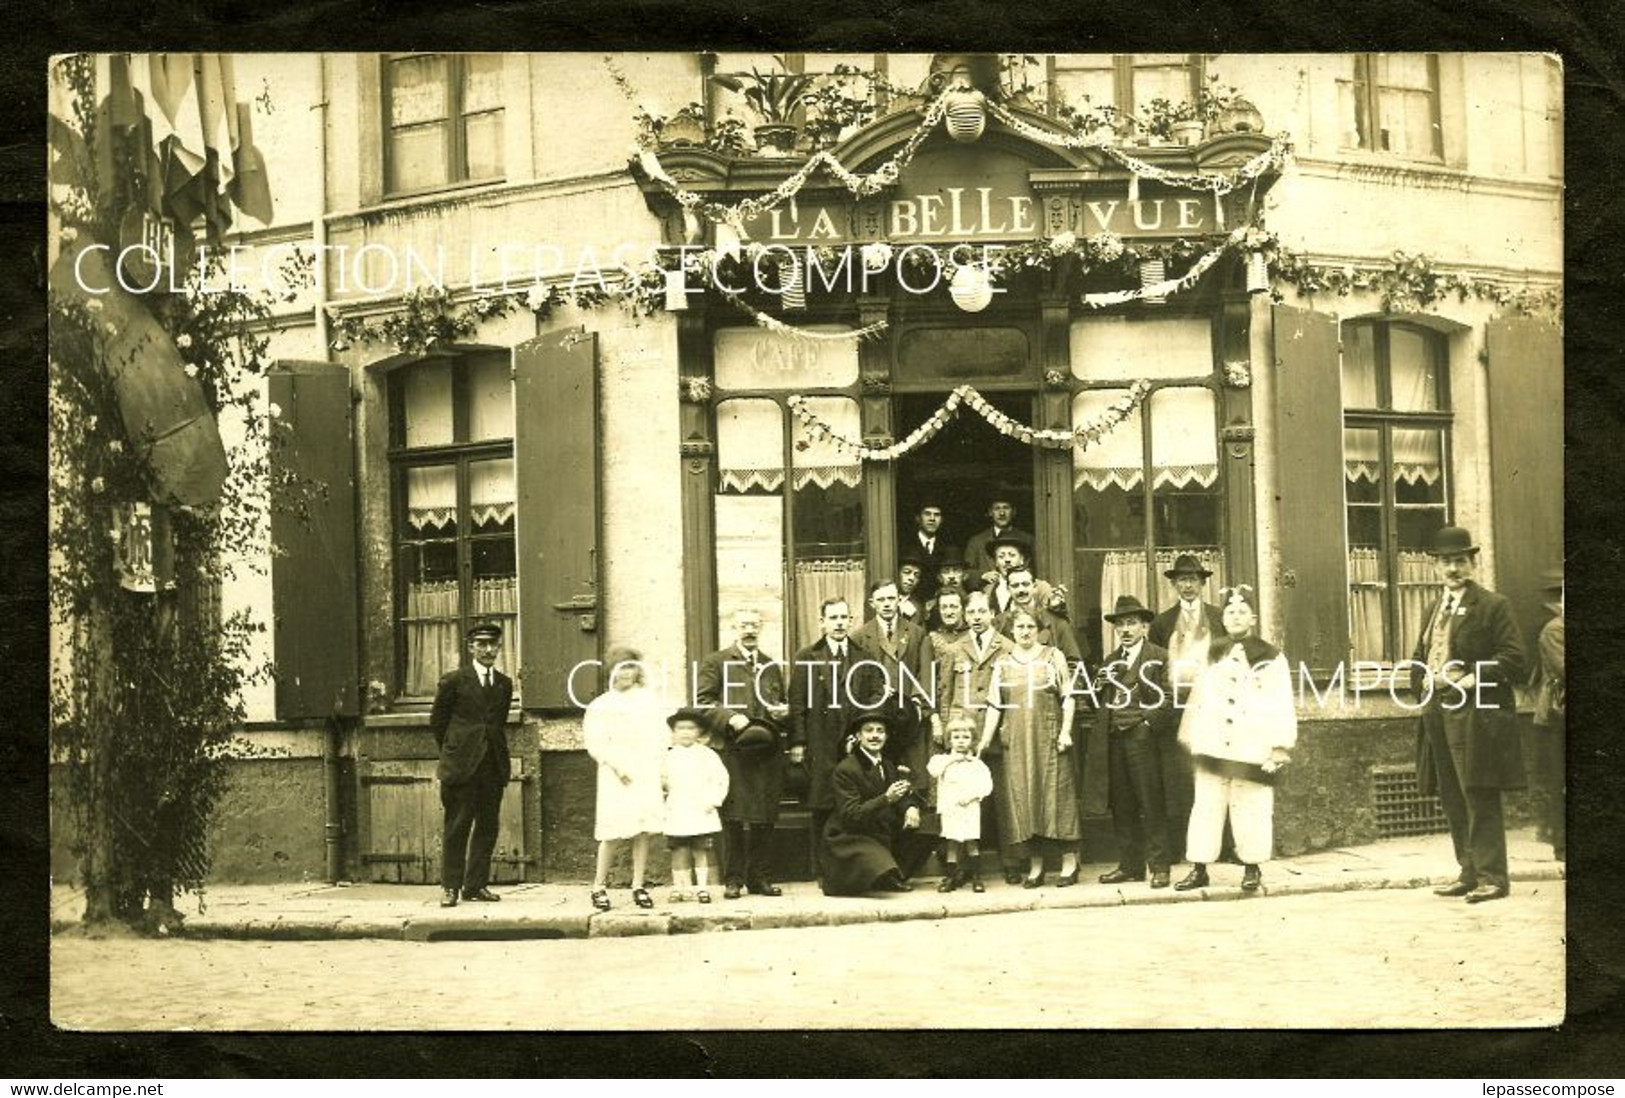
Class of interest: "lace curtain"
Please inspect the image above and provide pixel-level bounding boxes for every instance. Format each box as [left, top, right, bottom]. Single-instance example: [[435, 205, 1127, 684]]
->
[[1344, 427, 1444, 486], [403, 577, 518, 696], [1349, 548, 1438, 663], [1096, 547, 1226, 658], [793, 559, 866, 647], [405, 461, 516, 530], [1073, 387, 1218, 491]]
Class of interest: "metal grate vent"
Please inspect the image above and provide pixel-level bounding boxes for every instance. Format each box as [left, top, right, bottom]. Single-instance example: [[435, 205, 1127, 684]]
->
[[1371, 764, 1450, 838]]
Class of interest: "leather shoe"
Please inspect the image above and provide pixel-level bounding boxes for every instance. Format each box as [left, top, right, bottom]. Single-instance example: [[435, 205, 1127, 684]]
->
[[1240, 865, 1262, 892], [1022, 872, 1044, 889], [1465, 883, 1509, 904], [440, 889, 459, 908], [1173, 867, 1209, 892], [882, 873, 914, 892], [1004, 870, 1024, 886], [462, 887, 501, 902], [746, 881, 783, 897], [1150, 870, 1170, 889], [723, 884, 743, 900], [1055, 869, 1080, 888], [1098, 867, 1145, 886], [1433, 880, 1476, 898]]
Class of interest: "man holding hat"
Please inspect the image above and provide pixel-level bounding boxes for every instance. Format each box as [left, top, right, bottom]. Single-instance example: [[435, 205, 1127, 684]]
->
[[1092, 595, 1177, 889], [695, 608, 791, 899], [819, 713, 927, 896], [430, 620, 514, 908], [1411, 526, 1527, 905]]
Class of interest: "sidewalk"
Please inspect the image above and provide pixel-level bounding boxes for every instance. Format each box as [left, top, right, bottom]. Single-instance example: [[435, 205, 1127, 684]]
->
[[49, 829, 1564, 942]]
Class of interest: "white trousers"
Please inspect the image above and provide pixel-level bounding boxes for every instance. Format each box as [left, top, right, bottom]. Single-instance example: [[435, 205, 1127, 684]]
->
[[1186, 769, 1275, 865]]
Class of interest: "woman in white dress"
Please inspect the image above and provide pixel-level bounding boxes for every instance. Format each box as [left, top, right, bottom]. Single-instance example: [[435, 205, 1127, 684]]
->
[[584, 646, 669, 911]]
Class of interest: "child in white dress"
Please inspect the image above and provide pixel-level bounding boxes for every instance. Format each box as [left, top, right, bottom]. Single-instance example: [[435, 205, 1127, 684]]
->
[[662, 709, 730, 903], [927, 716, 995, 893], [584, 647, 669, 912]]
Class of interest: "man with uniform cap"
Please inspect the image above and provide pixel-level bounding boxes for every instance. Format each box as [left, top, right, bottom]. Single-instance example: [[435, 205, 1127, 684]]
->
[[695, 608, 791, 899], [1412, 526, 1527, 904], [431, 620, 514, 908], [1092, 595, 1177, 889]]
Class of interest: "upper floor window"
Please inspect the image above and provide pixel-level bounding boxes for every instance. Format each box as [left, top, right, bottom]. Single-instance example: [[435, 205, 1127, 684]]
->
[[1340, 54, 1442, 161], [1341, 321, 1451, 665], [384, 54, 505, 194], [1048, 54, 1201, 124], [391, 354, 516, 697]]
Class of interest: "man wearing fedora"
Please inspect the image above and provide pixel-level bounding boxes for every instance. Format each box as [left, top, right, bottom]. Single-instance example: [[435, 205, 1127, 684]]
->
[[430, 620, 514, 908], [696, 608, 791, 900], [982, 534, 1036, 616], [1092, 595, 1177, 889], [1412, 526, 1528, 904], [1147, 552, 1224, 861]]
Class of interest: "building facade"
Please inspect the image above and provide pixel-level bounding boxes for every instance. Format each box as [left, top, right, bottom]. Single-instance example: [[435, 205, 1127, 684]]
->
[[51, 52, 1563, 884]]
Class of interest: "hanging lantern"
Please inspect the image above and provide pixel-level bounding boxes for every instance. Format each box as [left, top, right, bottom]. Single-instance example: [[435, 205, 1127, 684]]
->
[[1245, 252, 1270, 294], [780, 254, 806, 312], [1140, 257, 1167, 306], [944, 88, 988, 144], [949, 264, 994, 312], [664, 267, 689, 311]]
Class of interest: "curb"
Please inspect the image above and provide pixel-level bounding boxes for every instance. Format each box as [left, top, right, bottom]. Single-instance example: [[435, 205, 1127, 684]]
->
[[52, 867, 1564, 942]]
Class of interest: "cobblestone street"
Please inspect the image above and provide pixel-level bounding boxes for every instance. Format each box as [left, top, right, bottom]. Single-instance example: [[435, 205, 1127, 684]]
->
[[52, 882, 1564, 1030]]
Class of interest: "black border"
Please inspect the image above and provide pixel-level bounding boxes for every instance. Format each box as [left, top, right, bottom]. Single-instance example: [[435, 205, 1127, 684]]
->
[[5, 0, 1624, 1078]]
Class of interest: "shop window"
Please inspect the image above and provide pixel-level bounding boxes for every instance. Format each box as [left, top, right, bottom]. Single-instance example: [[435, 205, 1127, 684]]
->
[[1072, 385, 1223, 658], [1048, 54, 1201, 122], [714, 387, 864, 656], [384, 53, 505, 194], [1339, 54, 1443, 161], [1342, 321, 1451, 664], [391, 355, 516, 697]]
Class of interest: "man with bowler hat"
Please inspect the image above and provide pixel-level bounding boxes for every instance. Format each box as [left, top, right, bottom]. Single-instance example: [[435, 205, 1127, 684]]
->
[[431, 620, 513, 907], [1093, 595, 1177, 889], [1412, 526, 1527, 904], [1147, 552, 1224, 860]]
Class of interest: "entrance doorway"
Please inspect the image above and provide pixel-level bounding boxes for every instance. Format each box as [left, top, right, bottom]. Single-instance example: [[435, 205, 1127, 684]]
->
[[894, 391, 1036, 576]]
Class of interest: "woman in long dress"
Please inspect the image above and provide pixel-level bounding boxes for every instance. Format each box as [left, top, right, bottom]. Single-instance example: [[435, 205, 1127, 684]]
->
[[978, 608, 1081, 887], [583, 646, 669, 911]]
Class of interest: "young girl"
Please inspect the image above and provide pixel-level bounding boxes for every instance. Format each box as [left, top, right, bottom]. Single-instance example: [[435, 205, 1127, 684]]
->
[[662, 709, 730, 903], [927, 716, 995, 893], [583, 646, 668, 911]]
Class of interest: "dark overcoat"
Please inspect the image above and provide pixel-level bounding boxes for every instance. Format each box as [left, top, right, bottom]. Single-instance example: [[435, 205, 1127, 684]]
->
[[1146, 601, 1226, 651], [431, 665, 513, 785], [820, 749, 924, 895], [788, 637, 887, 811], [1411, 581, 1528, 792], [695, 643, 788, 825]]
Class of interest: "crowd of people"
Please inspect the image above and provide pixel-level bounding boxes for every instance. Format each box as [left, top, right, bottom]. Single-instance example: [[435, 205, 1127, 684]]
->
[[426, 499, 1565, 913]]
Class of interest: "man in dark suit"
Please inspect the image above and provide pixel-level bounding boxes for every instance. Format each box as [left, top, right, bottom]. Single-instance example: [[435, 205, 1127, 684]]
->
[[789, 597, 886, 862], [905, 502, 949, 602], [1145, 552, 1224, 861], [695, 608, 791, 899], [963, 497, 1034, 578], [431, 621, 514, 908], [1091, 595, 1177, 889], [1412, 526, 1527, 905]]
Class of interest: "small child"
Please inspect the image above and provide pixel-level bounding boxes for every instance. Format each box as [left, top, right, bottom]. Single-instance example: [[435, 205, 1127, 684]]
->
[[662, 709, 730, 903], [927, 716, 995, 893]]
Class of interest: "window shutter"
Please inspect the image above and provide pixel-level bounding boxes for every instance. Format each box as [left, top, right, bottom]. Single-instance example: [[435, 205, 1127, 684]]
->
[[514, 329, 600, 707], [1271, 304, 1349, 676], [268, 360, 359, 719], [1486, 315, 1562, 652]]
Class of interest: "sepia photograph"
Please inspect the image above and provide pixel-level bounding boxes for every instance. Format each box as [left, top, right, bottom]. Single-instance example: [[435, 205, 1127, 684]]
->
[[44, 48, 1566, 1034]]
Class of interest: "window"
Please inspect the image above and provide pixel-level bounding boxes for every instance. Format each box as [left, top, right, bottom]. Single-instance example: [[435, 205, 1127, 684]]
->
[[712, 326, 864, 656], [391, 355, 516, 696], [1342, 321, 1451, 664], [1070, 317, 1221, 658], [1339, 54, 1442, 160], [1048, 54, 1201, 124], [384, 54, 504, 194]]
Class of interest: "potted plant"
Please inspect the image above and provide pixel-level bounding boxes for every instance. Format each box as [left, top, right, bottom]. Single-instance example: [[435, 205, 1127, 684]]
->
[[1136, 97, 1200, 145], [710, 63, 817, 155]]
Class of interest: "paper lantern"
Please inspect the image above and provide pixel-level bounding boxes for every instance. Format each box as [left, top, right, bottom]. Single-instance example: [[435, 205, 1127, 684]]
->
[[664, 268, 689, 311], [949, 264, 994, 312], [780, 255, 806, 311], [944, 89, 987, 144], [1139, 258, 1167, 306], [1245, 252, 1270, 294]]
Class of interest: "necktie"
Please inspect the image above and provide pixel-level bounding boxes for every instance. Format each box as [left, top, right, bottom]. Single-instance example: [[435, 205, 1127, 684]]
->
[[884, 620, 893, 641], [1427, 594, 1456, 672]]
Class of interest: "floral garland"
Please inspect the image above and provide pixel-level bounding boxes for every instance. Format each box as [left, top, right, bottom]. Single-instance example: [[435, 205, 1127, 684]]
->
[[717, 288, 888, 343], [1080, 226, 1251, 308], [1263, 244, 1561, 317], [787, 380, 1150, 460]]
